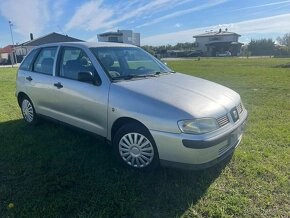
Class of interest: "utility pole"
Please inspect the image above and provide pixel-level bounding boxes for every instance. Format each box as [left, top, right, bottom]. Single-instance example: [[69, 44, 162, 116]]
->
[[9, 21, 17, 67]]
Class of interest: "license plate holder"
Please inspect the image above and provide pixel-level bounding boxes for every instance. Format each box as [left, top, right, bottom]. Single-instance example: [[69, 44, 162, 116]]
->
[[230, 122, 245, 144]]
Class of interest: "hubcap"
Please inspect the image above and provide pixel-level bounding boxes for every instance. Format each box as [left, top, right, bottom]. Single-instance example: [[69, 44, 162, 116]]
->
[[21, 99, 34, 122], [119, 133, 154, 168]]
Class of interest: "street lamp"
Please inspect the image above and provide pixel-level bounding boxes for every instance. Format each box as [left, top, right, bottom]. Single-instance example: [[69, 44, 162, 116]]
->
[[9, 20, 17, 67]]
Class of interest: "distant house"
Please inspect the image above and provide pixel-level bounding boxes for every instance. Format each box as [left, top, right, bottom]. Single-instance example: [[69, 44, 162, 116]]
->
[[193, 29, 243, 56], [97, 30, 140, 46], [15, 32, 83, 58], [0, 45, 15, 65]]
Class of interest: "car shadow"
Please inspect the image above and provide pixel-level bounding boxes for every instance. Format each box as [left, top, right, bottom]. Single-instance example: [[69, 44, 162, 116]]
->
[[0, 119, 232, 217]]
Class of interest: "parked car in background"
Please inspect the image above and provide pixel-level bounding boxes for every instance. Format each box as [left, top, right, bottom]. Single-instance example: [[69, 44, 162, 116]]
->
[[16, 42, 247, 170], [216, 51, 232, 57], [188, 50, 203, 57]]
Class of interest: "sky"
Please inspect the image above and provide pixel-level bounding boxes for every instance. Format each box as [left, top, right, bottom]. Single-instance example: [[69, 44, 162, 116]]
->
[[0, 0, 290, 47]]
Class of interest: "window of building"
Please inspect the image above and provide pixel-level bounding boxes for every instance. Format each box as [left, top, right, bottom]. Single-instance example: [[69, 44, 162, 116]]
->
[[108, 36, 119, 42], [209, 37, 221, 41]]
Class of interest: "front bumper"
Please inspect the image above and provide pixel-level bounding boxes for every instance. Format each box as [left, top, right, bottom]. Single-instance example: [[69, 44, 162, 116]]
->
[[150, 110, 247, 170]]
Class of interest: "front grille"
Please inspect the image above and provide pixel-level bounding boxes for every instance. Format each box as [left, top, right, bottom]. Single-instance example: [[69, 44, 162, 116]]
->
[[236, 103, 243, 114], [217, 115, 229, 127]]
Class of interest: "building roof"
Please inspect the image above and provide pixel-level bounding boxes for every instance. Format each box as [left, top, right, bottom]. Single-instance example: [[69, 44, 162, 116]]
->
[[193, 31, 241, 38], [0, 45, 13, 53], [17, 32, 83, 47]]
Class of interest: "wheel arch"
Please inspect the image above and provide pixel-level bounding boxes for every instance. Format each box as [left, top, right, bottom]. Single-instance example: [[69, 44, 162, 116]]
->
[[17, 92, 30, 107], [111, 117, 150, 142]]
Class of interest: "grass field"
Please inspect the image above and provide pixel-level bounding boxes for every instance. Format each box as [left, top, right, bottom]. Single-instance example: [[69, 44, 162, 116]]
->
[[0, 57, 289, 217]]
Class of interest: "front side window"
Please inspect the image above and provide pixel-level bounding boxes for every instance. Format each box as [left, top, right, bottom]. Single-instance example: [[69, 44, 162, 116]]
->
[[90, 47, 172, 80], [33, 47, 57, 75], [59, 47, 96, 81], [19, 49, 39, 71]]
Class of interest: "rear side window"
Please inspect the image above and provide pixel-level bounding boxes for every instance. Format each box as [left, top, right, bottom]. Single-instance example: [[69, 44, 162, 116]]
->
[[19, 49, 39, 71], [33, 47, 57, 75]]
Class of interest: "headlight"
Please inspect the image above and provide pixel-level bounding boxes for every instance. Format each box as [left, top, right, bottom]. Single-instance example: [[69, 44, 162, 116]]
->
[[178, 118, 219, 134]]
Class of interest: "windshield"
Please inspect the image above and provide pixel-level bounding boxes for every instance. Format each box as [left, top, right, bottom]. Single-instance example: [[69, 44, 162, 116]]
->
[[90, 47, 173, 80]]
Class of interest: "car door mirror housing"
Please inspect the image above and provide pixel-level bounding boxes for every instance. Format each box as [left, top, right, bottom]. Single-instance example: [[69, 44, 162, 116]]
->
[[78, 71, 94, 83]]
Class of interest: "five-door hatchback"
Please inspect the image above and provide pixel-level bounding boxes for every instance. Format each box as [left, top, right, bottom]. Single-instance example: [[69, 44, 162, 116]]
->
[[16, 42, 247, 170]]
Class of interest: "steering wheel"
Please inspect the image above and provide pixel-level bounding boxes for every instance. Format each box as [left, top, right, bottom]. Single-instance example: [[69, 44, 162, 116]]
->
[[109, 71, 121, 78], [136, 66, 146, 71]]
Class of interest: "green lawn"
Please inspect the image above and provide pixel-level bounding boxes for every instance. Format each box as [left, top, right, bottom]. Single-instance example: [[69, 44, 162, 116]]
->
[[0, 57, 289, 217]]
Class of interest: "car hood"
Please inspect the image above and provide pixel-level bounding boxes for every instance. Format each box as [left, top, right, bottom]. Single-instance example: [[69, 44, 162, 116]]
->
[[113, 72, 240, 118]]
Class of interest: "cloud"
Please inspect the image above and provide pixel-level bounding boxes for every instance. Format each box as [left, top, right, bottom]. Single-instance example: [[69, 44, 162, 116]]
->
[[104, 0, 174, 27], [0, 0, 67, 38], [175, 23, 181, 28], [52, 0, 67, 20], [232, 0, 290, 11], [137, 0, 229, 28], [65, 0, 196, 31], [0, 0, 50, 37], [65, 0, 113, 31], [142, 13, 290, 45]]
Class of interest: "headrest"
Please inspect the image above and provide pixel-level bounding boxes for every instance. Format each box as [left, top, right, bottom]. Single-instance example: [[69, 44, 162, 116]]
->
[[41, 58, 53, 66], [101, 55, 114, 68]]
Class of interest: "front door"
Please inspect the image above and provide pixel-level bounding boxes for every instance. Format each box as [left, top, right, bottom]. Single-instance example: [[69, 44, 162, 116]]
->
[[52, 46, 109, 137]]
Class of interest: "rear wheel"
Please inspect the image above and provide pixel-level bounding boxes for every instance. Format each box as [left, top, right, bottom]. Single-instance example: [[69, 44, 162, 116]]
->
[[20, 97, 38, 125], [113, 123, 159, 171]]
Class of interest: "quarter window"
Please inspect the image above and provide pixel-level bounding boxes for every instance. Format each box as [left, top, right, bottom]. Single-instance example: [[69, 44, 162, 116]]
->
[[59, 47, 95, 81], [33, 47, 57, 75], [19, 49, 39, 71]]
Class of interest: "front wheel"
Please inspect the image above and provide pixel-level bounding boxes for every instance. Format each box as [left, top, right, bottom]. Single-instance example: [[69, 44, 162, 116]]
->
[[20, 97, 38, 125], [113, 123, 159, 171]]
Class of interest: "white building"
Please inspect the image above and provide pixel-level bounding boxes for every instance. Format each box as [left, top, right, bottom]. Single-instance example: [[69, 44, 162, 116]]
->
[[97, 30, 140, 46], [193, 29, 242, 56]]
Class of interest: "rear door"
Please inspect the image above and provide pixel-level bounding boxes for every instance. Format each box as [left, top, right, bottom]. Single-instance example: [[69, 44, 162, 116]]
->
[[24, 46, 60, 117], [17, 49, 39, 96], [52, 46, 109, 136]]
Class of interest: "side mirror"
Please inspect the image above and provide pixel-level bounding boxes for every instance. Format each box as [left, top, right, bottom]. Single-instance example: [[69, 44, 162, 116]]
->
[[78, 71, 94, 83]]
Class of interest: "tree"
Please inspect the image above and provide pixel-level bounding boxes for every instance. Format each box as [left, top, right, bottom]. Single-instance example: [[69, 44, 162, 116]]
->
[[240, 45, 251, 58], [142, 42, 196, 58], [248, 38, 275, 56], [277, 33, 290, 48], [141, 45, 156, 56]]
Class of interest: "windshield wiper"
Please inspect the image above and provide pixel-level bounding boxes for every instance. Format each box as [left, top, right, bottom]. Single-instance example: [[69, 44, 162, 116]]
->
[[113, 74, 157, 80], [150, 71, 175, 75], [113, 71, 175, 81]]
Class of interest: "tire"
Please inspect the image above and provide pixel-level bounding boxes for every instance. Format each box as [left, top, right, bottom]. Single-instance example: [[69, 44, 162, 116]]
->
[[20, 96, 38, 125], [113, 123, 159, 171]]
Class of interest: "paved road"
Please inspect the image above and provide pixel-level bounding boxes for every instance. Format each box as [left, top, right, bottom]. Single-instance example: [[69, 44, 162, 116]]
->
[[0, 64, 19, 68]]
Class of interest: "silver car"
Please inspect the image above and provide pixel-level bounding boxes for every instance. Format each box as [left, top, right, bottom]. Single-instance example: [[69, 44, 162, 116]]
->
[[16, 42, 247, 170]]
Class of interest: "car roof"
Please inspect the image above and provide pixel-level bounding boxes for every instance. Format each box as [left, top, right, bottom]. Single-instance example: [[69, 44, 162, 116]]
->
[[32, 41, 137, 49]]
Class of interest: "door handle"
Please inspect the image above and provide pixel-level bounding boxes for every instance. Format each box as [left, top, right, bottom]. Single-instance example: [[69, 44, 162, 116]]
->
[[54, 82, 63, 89], [26, 76, 33, 81]]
